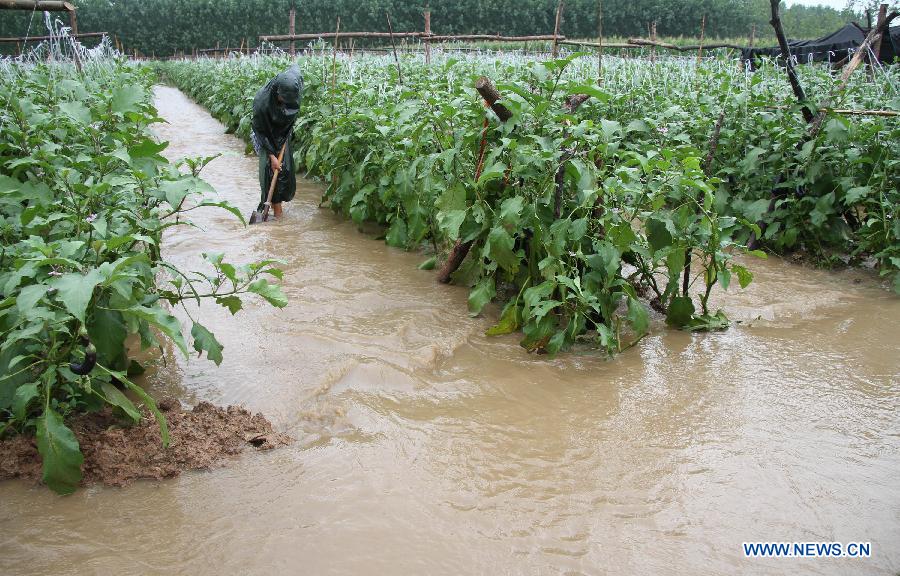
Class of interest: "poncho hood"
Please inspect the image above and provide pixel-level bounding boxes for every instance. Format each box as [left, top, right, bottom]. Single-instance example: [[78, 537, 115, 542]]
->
[[251, 64, 304, 155]]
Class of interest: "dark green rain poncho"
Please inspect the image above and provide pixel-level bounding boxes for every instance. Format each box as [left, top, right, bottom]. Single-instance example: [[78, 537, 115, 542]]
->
[[251, 65, 303, 209]]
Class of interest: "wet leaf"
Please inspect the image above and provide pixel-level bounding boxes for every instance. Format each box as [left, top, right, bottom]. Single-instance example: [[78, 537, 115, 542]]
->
[[191, 322, 224, 365], [37, 407, 84, 495], [666, 296, 695, 327], [467, 276, 495, 317], [51, 270, 104, 322], [248, 279, 288, 308], [627, 296, 649, 335], [486, 300, 520, 336], [99, 381, 141, 424]]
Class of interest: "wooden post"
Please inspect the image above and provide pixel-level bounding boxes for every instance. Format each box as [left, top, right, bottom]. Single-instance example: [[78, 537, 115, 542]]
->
[[289, 5, 296, 56], [871, 4, 888, 66], [551, 0, 563, 58], [596, 0, 603, 85], [386, 12, 403, 84], [331, 16, 340, 104], [749, 24, 756, 48], [424, 8, 431, 64], [697, 14, 706, 66], [768, 0, 814, 123], [67, 6, 77, 36], [437, 77, 512, 284], [650, 21, 657, 62]]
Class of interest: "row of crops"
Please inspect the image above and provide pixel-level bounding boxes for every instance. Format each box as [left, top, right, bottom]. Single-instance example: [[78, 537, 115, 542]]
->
[[160, 51, 898, 355], [0, 56, 287, 493]]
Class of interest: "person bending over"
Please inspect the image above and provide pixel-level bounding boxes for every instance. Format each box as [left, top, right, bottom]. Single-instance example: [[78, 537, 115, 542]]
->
[[251, 64, 303, 220]]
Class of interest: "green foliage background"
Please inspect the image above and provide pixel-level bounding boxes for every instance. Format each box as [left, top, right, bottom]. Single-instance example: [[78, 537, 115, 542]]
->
[[1, 0, 864, 56]]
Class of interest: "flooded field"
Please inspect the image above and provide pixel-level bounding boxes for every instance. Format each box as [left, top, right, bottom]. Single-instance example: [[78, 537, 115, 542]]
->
[[1, 85, 897, 576]]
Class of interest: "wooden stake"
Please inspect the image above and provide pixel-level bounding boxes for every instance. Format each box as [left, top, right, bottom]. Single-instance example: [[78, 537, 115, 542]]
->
[[424, 8, 431, 65], [696, 14, 705, 66], [749, 24, 756, 48], [289, 5, 296, 56], [386, 12, 403, 85], [768, 0, 814, 123], [331, 16, 340, 102], [596, 0, 603, 85], [552, 0, 563, 58], [870, 3, 888, 76]]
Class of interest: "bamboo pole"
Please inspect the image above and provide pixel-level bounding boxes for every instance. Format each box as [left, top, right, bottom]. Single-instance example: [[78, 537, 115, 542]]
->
[[0, 31, 106, 43], [331, 16, 340, 107], [869, 3, 888, 80], [0, 0, 74, 10], [696, 14, 705, 65], [768, 0, 814, 123], [552, 0, 563, 58], [424, 9, 431, 65], [289, 5, 296, 56], [386, 12, 403, 85], [596, 0, 603, 85], [625, 37, 744, 51], [764, 105, 899, 117]]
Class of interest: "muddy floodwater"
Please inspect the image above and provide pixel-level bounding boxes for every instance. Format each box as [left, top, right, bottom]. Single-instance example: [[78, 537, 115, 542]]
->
[[2, 86, 899, 575]]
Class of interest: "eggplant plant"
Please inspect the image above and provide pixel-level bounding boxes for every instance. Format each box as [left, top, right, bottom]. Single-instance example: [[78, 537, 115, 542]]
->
[[0, 59, 287, 494]]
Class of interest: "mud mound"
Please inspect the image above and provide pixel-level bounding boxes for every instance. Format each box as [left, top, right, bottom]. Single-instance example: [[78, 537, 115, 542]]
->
[[0, 399, 290, 488]]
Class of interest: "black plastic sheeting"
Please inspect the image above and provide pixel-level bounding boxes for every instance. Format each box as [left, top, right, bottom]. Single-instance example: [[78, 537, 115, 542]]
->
[[742, 23, 899, 64]]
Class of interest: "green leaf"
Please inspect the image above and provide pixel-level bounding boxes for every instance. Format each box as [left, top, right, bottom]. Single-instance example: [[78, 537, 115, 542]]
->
[[666, 296, 695, 328], [626, 296, 649, 335], [124, 305, 188, 357], [12, 383, 39, 420], [600, 119, 622, 141], [477, 162, 506, 184], [216, 295, 243, 315], [646, 218, 673, 254], [191, 322, 224, 365], [498, 196, 524, 228], [16, 284, 48, 316], [51, 269, 104, 322], [248, 278, 288, 308], [436, 184, 466, 212], [87, 308, 127, 369], [58, 101, 91, 125], [844, 186, 871, 205], [486, 226, 520, 273], [98, 381, 141, 424], [486, 300, 520, 336], [417, 256, 436, 270], [385, 217, 408, 248], [436, 209, 466, 241], [467, 276, 496, 316], [37, 407, 84, 495], [732, 264, 753, 289], [97, 364, 169, 448], [111, 84, 145, 114]]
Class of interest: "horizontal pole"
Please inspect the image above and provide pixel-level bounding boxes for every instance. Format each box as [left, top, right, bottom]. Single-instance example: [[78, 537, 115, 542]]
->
[[560, 40, 638, 48], [0, 31, 105, 42], [0, 0, 74, 11], [261, 32, 425, 41], [424, 34, 565, 42], [627, 37, 744, 51], [260, 32, 566, 43], [765, 105, 899, 117]]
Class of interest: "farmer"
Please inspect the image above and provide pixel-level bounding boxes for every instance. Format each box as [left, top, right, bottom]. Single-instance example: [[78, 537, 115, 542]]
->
[[251, 64, 303, 219]]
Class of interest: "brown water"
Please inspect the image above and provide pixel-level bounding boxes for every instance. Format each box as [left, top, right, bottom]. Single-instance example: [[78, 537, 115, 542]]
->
[[1, 86, 898, 575]]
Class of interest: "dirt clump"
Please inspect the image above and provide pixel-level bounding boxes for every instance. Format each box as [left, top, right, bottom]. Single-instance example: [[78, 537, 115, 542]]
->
[[0, 399, 290, 488]]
